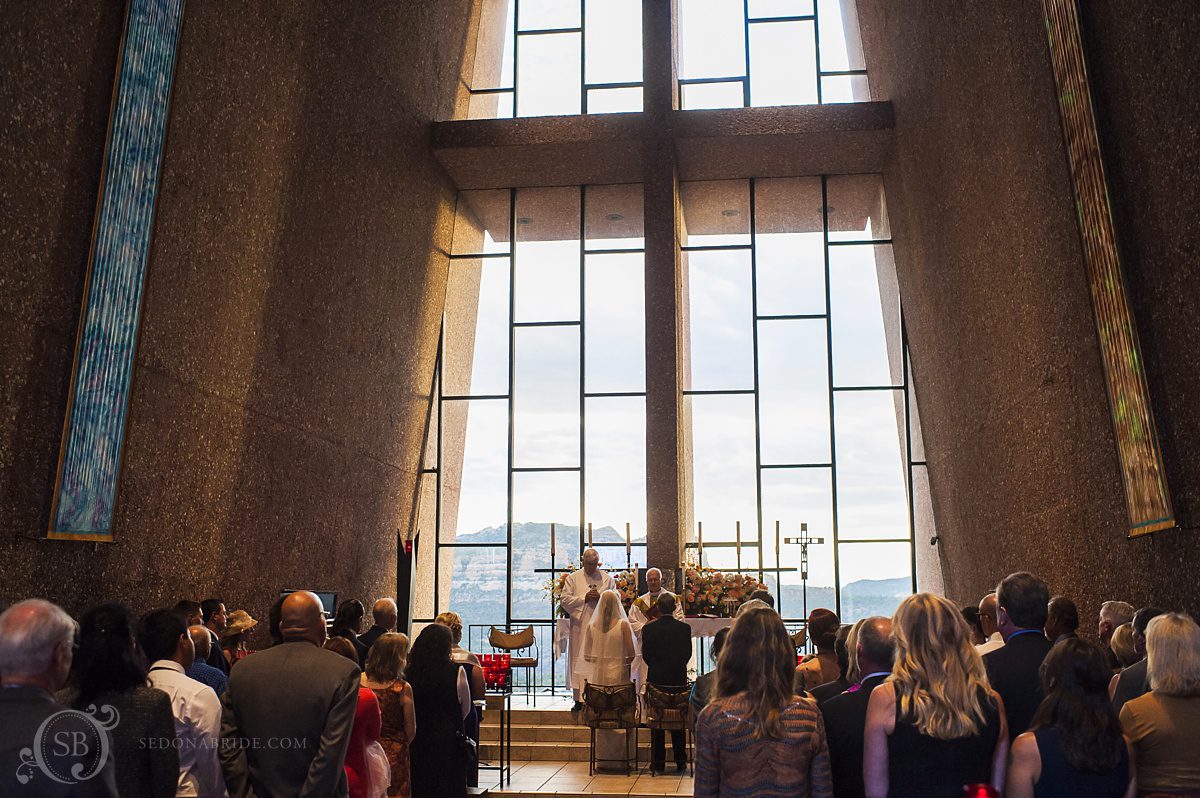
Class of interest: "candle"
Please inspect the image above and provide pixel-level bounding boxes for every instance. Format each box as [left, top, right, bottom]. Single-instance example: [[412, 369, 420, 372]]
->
[[551, 522, 556, 557], [625, 522, 631, 556], [698, 521, 703, 562], [588, 522, 593, 548], [736, 521, 742, 573]]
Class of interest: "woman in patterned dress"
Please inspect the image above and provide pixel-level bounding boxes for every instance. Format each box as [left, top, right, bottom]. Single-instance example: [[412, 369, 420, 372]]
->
[[364, 632, 416, 798]]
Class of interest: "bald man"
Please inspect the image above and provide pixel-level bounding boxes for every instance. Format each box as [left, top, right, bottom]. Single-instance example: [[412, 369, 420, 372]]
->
[[185, 624, 228, 695], [219, 591, 360, 798], [359, 597, 398, 653], [976, 592, 1005, 655], [561, 548, 614, 709]]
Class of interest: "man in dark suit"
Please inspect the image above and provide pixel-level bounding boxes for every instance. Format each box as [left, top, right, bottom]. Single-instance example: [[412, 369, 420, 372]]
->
[[359, 597, 397, 653], [1110, 606, 1166, 714], [983, 572, 1054, 741], [820, 616, 894, 798], [219, 591, 359, 798], [641, 592, 692, 774]]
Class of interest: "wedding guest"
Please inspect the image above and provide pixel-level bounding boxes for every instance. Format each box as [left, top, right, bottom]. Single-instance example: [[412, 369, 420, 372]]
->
[[139, 609, 226, 798], [748, 589, 775, 609], [1044, 596, 1079, 644], [808, 623, 854, 704], [984, 572, 1053, 741], [821, 617, 894, 798], [267, 594, 285, 646], [186, 624, 228, 695], [1120, 613, 1200, 795], [642, 592, 691, 773], [220, 609, 257, 668], [1109, 622, 1138, 669], [1098, 600, 1136, 671], [406, 624, 471, 798], [1006, 638, 1131, 798], [963, 606, 986, 646], [325, 638, 383, 798], [0, 599, 118, 797], [332, 600, 369, 662], [864, 593, 1007, 798], [219, 591, 359, 797], [361, 598, 398, 652], [59, 603, 179, 798], [363, 633, 415, 798], [201, 598, 230, 675], [689, 627, 729, 725], [434, 610, 485, 760], [977, 593, 1005, 655], [174, 599, 204, 628], [1110, 606, 1167, 714], [695, 606, 833, 797], [797, 608, 841, 691]]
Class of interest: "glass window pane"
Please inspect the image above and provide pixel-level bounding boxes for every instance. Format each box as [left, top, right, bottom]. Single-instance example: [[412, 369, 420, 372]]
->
[[444, 545, 509, 633], [585, 253, 645, 393], [585, 396, 647, 547], [749, 21, 818, 107], [512, 471, 580, 620], [514, 326, 581, 468], [519, 0, 581, 30], [829, 244, 901, 387], [754, 177, 825, 316], [816, 0, 866, 73], [689, 394, 758, 544], [679, 0, 747, 79], [777, 529, 836, 622], [471, 0, 515, 90], [452, 190, 510, 256], [681, 80, 746, 110], [586, 86, 643, 114], [514, 187, 581, 322], [439, 399, 508, 540], [749, 0, 814, 17], [680, 180, 751, 247], [585, 0, 642, 84], [762, 467, 834, 619], [834, 390, 910, 541], [684, 249, 754, 391], [826, 174, 890, 241], [758, 319, 830, 464], [468, 91, 514, 120], [517, 32, 582, 117], [837, 541, 913, 622], [443, 258, 510, 396], [584, 183, 644, 248], [821, 74, 870, 103]]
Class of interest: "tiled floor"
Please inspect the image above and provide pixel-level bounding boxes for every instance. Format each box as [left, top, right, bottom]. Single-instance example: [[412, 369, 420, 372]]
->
[[492, 760, 694, 797]]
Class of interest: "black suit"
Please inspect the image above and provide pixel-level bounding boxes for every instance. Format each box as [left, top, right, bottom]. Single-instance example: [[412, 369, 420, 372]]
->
[[810, 677, 850, 705], [983, 630, 1054, 741], [641, 615, 692, 770], [359, 624, 389, 652], [1111, 658, 1149, 715], [0, 685, 118, 797], [820, 673, 888, 798]]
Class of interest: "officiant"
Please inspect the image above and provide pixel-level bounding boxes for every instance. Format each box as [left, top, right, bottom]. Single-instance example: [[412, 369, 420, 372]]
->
[[561, 547, 614, 711], [628, 567, 684, 636]]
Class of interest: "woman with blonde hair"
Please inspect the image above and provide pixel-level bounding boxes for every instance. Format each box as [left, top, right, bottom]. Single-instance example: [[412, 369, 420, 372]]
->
[[1110, 622, 1139, 669], [695, 605, 833, 797], [364, 633, 416, 798], [864, 593, 1007, 798]]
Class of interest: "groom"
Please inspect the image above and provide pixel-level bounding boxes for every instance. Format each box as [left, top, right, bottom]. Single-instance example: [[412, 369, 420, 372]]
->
[[561, 547, 614, 711]]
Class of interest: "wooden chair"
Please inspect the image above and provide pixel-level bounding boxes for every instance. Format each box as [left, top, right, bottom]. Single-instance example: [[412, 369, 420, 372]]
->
[[487, 625, 539, 703], [643, 682, 693, 776], [581, 682, 639, 775]]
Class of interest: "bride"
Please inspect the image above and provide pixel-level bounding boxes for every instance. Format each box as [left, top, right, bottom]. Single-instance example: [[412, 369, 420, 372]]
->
[[580, 590, 638, 771]]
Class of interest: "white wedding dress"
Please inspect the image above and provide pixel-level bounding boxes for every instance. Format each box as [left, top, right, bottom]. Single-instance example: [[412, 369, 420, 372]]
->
[[580, 593, 638, 772]]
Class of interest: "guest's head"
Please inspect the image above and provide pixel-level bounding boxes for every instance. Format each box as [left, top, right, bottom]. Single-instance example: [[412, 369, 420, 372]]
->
[[1031, 637, 1124, 772], [268, 595, 286, 645], [221, 610, 258, 648], [807, 608, 840, 652], [372, 598, 398, 631], [716, 606, 795, 739], [1098, 600, 1135, 644], [1109, 623, 1138, 668], [70, 603, 147, 706], [710, 627, 730, 663], [996, 572, 1050, 637], [324, 636, 360, 666], [855, 616, 895, 678], [656, 591, 677, 617], [891, 592, 991, 739], [200, 598, 227, 633], [646, 568, 663, 594], [582, 547, 600, 572], [364, 632, 410, 684], [331, 599, 366, 638], [748, 589, 774, 609], [736, 599, 771, 617], [978, 593, 1000, 640], [961, 606, 985, 646], [844, 620, 866, 683], [0, 599, 77, 692], [1146, 613, 1200, 697], [434, 611, 465, 644], [832, 624, 852, 680], [1045, 596, 1079, 641], [137, 609, 193, 667], [188, 624, 213, 661], [279, 591, 328, 646], [1132, 607, 1167, 659], [174, 600, 203, 628], [406, 623, 454, 681]]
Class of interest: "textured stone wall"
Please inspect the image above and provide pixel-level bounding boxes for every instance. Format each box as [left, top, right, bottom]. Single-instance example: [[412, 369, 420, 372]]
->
[[0, 2, 473, 636], [856, 0, 1200, 620]]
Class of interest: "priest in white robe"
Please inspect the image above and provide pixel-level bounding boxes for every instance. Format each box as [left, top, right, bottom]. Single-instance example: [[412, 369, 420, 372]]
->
[[561, 547, 614, 709], [628, 567, 685, 637]]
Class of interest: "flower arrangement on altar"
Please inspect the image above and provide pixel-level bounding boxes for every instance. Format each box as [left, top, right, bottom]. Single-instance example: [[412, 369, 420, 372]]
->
[[682, 553, 767, 616]]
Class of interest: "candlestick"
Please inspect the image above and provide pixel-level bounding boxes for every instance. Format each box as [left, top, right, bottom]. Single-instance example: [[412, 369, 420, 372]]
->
[[698, 521, 703, 563], [588, 522, 593, 548], [551, 522, 556, 557], [736, 521, 742, 573]]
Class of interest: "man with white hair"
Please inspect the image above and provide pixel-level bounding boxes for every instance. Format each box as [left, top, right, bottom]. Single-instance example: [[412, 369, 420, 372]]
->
[[360, 597, 398, 652], [629, 567, 684, 636], [1099, 600, 1136, 670], [0, 599, 117, 796], [561, 548, 614, 711]]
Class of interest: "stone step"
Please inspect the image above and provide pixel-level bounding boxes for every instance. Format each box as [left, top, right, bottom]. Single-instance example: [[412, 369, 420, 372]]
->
[[480, 728, 659, 761], [480, 722, 590, 744]]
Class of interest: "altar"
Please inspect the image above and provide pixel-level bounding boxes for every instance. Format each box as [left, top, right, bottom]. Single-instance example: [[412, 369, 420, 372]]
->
[[552, 615, 734, 660]]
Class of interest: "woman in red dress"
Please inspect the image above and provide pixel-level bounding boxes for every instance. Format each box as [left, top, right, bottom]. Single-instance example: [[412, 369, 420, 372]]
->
[[325, 637, 384, 798], [363, 632, 416, 798]]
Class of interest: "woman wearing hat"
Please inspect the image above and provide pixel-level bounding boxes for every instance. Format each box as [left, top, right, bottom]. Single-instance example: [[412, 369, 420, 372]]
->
[[221, 609, 259, 667], [796, 608, 842, 692]]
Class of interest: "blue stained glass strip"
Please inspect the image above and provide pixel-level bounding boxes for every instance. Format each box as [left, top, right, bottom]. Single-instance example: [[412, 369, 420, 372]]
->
[[49, 0, 185, 539]]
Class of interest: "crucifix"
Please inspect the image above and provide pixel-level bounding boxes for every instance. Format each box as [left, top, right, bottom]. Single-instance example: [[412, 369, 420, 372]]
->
[[784, 522, 825, 627]]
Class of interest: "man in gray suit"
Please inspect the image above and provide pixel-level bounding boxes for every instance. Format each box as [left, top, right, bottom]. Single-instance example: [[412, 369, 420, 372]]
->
[[219, 591, 359, 798]]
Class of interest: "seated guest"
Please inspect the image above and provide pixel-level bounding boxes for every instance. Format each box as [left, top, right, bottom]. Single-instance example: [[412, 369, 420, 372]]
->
[[220, 610, 257, 668], [1099, 600, 1136, 671], [1111, 606, 1167, 714], [0, 599, 118, 797], [864, 593, 1007, 798], [689, 627, 729, 726], [186, 624, 228, 695], [219, 591, 360, 797], [808, 623, 855, 704], [977, 592, 1005, 655], [1044, 596, 1079, 644], [361, 598, 398, 652], [325, 638, 383, 798], [59, 603, 179, 798], [821, 616, 894, 798], [363, 633, 415, 798], [332, 600, 369, 662], [406, 624, 471, 798], [797, 608, 842, 691], [1006, 638, 1131, 798], [1120, 613, 1200, 795], [984, 572, 1054, 741], [1109, 622, 1139, 669], [201, 598, 230, 675], [139, 609, 226, 798], [695, 606, 833, 797], [642, 592, 692, 774], [963, 606, 986, 646]]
